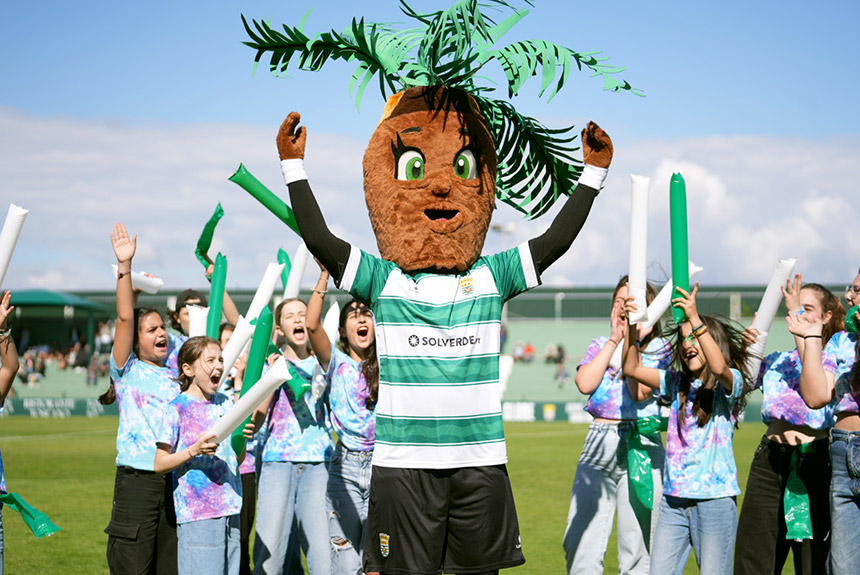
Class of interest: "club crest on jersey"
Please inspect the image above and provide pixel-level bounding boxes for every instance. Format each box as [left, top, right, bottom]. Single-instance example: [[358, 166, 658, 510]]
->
[[379, 533, 390, 557], [459, 275, 474, 296]]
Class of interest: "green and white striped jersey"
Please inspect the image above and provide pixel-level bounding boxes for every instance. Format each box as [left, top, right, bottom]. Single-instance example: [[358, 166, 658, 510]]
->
[[339, 242, 540, 468]]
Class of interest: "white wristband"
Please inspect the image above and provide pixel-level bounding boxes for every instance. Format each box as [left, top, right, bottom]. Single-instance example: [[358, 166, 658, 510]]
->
[[280, 159, 308, 185], [578, 164, 608, 191]]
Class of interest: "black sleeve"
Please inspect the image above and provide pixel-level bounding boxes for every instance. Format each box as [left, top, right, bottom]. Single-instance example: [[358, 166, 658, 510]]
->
[[528, 183, 599, 275], [288, 179, 351, 284]]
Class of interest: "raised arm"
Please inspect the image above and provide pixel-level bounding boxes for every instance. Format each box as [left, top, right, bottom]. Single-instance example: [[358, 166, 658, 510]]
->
[[528, 122, 613, 274], [621, 300, 662, 398], [575, 299, 626, 395], [786, 313, 835, 409], [277, 112, 351, 284], [111, 223, 137, 369], [0, 291, 19, 404], [306, 261, 333, 372], [674, 283, 734, 393]]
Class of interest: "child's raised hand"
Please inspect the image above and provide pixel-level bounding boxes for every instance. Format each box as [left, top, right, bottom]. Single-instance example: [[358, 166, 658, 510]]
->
[[672, 283, 701, 324], [110, 223, 136, 264], [742, 324, 760, 347], [0, 291, 14, 327], [266, 352, 281, 368], [242, 422, 255, 440], [189, 432, 218, 457], [314, 257, 330, 281], [786, 311, 823, 339], [611, 297, 633, 340], [781, 273, 802, 313]]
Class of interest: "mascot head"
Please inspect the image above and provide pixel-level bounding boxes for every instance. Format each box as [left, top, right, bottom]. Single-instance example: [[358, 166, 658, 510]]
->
[[364, 86, 496, 272]]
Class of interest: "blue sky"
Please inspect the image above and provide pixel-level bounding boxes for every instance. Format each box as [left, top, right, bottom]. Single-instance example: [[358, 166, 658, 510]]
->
[[1, 1, 859, 292]]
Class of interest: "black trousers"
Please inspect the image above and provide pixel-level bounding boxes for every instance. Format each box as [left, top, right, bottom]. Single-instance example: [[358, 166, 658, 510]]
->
[[104, 467, 177, 575], [239, 472, 256, 575], [734, 436, 831, 575]]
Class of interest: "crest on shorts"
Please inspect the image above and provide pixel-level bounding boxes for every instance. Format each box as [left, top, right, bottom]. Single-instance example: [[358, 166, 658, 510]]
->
[[379, 533, 390, 557], [459, 275, 474, 296]]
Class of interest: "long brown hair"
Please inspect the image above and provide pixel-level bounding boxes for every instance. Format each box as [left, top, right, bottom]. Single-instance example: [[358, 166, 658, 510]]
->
[[673, 315, 752, 430], [337, 300, 379, 410], [176, 336, 220, 392], [801, 283, 845, 347]]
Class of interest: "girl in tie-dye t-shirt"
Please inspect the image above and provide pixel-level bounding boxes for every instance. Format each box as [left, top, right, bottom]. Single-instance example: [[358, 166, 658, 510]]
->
[[734, 280, 844, 575], [307, 261, 378, 575], [250, 297, 334, 575], [563, 276, 670, 575], [623, 283, 752, 575], [788, 269, 860, 575], [155, 336, 244, 575]]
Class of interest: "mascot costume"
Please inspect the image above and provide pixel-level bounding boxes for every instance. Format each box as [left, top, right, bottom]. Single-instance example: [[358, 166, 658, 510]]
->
[[244, 2, 637, 572]]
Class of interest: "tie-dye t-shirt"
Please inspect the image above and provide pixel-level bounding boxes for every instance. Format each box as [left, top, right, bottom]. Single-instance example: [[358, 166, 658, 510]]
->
[[165, 332, 188, 380], [157, 392, 242, 524], [659, 368, 743, 499], [110, 351, 180, 470], [756, 350, 834, 429], [823, 330, 859, 415], [580, 337, 672, 420], [260, 355, 334, 463], [327, 348, 376, 452]]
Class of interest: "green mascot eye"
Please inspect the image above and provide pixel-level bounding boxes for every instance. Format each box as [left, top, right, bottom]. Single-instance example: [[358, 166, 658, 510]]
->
[[396, 151, 425, 180], [453, 150, 477, 179]]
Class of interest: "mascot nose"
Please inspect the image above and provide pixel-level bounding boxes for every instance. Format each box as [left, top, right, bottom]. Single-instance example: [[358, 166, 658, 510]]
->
[[431, 180, 451, 197]]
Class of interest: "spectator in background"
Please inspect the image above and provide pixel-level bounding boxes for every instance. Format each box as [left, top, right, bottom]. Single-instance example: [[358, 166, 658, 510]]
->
[[523, 342, 535, 363]]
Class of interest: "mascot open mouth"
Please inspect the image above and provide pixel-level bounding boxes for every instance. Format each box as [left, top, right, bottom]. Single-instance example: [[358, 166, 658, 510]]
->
[[424, 209, 460, 222]]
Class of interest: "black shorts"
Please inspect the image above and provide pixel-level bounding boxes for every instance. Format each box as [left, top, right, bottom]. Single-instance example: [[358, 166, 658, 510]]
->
[[363, 464, 525, 575]]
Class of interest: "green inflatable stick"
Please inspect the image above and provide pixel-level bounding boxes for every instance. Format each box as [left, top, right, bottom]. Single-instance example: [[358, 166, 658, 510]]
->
[[278, 248, 292, 290], [195, 203, 224, 270], [846, 305, 859, 334], [230, 306, 274, 458], [206, 253, 227, 339], [669, 173, 689, 324], [229, 163, 302, 237], [784, 442, 814, 540], [0, 492, 61, 538], [626, 415, 668, 510]]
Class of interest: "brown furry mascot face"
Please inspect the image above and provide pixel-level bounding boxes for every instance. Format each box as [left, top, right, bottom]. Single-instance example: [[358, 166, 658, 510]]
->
[[363, 87, 497, 273]]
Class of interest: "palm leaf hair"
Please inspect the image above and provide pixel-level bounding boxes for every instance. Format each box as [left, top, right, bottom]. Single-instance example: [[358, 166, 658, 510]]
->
[[242, 0, 642, 219]]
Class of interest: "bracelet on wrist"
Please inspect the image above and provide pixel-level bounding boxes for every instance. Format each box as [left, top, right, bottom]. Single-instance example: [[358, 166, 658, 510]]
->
[[117, 270, 131, 280], [0, 326, 10, 341], [802, 334, 823, 340], [608, 338, 619, 347], [314, 289, 328, 296]]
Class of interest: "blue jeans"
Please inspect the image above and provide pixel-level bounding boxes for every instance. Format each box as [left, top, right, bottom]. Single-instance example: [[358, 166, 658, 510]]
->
[[649, 496, 737, 575], [326, 444, 372, 575], [829, 428, 860, 574], [254, 461, 331, 575], [177, 515, 240, 575], [562, 421, 665, 575]]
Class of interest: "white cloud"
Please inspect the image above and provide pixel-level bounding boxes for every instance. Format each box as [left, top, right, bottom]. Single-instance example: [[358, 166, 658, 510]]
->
[[2, 106, 859, 293]]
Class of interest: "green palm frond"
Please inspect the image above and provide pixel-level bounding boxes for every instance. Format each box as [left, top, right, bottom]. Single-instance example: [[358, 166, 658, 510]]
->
[[242, 0, 639, 217], [476, 96, 581, 219], [484, 40, 645, 101], [242, 14, 424, 109]]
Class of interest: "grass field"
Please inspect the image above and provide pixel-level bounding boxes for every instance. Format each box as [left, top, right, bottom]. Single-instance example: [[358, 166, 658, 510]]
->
[[0, 416, 780, 574]]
